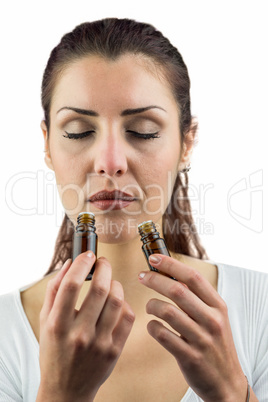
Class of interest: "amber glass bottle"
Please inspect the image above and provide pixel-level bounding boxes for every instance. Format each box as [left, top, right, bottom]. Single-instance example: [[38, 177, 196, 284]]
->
[[72, 212, 98, 280], [138, 220, 171, 273]]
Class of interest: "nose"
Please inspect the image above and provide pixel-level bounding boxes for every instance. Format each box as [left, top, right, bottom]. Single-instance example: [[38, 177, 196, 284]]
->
[[94, 133, 128, 177]]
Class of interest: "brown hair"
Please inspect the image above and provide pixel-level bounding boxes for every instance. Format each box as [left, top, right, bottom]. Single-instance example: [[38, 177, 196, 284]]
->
[[42, 18, 208, 274]]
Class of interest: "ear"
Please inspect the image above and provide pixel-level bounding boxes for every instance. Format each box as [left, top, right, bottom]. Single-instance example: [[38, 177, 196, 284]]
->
[[41, 120, 54, 171], [178, 122, 197, 172]]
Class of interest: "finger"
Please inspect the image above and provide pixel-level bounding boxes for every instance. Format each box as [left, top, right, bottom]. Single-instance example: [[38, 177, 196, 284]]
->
[[146, 298, 199, 343], [112, 300, 135, 348], [148, 255, 219, 307], [41, 258, 72, 320], [76, 257, 112, 325], [139, 270, 208, 323], [96, 280, 124, 334], [52, 251, 96, 319], [147, 319, 190, 361]]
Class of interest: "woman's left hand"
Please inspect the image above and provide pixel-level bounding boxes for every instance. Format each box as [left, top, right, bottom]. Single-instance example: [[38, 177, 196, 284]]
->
[[138, 254, 248, 402]]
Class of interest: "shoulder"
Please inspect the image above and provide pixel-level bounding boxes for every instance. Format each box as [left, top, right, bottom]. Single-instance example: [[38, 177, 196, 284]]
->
[[217, 264, 268, 383], [217, 262, 268, 328], [20, 271, 58, 342], [0, 290, 30, 376], [0, 271, 57, 346], [217, 262, 268, 295], [0, 290, 32, 347], [0, 290, 21, 331], [172, 253, 218, 290], [0, 289, 41, 401]]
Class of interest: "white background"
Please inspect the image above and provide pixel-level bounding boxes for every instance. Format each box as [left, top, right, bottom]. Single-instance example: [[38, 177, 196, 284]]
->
[[0, 0, 267, 294]]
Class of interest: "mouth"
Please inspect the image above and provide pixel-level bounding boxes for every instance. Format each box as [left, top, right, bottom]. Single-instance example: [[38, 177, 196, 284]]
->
[[88, 190, 137, 210]]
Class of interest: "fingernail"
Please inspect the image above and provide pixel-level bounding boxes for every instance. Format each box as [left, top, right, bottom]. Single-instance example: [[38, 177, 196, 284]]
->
[[87, 251, 94, 259], [138, 272, 146, 279], [149, 255, 162, 264], [61, 258, 72, 271]]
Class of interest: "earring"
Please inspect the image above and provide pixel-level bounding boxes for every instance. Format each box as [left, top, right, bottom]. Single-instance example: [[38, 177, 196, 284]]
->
[[180, 164, 191, 174]]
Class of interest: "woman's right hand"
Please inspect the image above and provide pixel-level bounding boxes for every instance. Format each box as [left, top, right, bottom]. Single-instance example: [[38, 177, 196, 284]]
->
[[36, 252, 135, 402]]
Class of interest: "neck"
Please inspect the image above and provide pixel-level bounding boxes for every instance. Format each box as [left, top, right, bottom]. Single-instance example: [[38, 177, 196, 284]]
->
[[97, 234, 151, 311]]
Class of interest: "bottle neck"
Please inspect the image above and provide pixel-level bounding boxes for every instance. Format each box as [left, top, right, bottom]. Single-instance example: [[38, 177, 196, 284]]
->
[[77, 212, 95, 225], [75, 223, 96, 233], [138, 221, 160, 244], [76, 212, 96, 232], [140, 232, 160, 244]]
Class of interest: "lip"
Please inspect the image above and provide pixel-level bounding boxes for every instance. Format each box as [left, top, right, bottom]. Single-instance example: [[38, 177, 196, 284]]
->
[[88, 190, 137, 210]]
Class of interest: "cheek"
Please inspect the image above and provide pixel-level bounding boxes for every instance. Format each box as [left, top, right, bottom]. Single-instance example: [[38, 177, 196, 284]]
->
[[140, 153, 179, 216], [51, 147, 87, 186], [50, 149, 88, 215], [141, 148, 179, 184]]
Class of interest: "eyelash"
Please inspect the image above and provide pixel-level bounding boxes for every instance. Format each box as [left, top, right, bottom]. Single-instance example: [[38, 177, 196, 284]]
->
[[63, 131, 94, 140], [126, 130, 160, 140], [63, 130, 160, 140]]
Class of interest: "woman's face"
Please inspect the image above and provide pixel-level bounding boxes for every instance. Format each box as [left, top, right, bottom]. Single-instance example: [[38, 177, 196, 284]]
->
[[43, 54, 191, 243]]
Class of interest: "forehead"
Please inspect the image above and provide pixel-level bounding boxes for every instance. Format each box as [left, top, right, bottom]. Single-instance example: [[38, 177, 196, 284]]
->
[[51, 54, 177, 113]]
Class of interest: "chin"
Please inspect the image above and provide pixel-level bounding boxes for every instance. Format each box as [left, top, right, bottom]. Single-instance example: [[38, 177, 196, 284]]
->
[[94, 216, 140, 244]]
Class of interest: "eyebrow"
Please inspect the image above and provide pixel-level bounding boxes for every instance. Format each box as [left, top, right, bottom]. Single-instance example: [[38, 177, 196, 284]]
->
[[121, 106, 167, 116], [56, 105, 167, 117], [57, 106, 98, 116]]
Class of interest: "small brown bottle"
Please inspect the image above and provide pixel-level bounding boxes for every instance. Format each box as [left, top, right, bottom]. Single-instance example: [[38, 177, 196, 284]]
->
[[138, 220, 171, 273], [72, 212, 98, 280]]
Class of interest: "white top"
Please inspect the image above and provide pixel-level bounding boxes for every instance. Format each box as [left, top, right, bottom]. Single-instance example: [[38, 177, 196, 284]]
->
[[0, 262, 268, 401]]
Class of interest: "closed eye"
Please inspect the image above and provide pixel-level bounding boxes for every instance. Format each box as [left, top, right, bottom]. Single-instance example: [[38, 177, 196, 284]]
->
[[126, 130, 160, 140], [63, 131, 94, 139], [63, 130, 160, 140]]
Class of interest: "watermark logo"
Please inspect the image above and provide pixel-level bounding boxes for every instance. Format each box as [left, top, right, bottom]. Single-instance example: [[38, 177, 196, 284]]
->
[[5, 168, 264, 235], [227, 169, 263, 233]]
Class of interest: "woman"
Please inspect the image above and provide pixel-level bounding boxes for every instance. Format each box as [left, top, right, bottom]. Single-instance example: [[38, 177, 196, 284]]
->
[[0, 18, 266, 401]]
